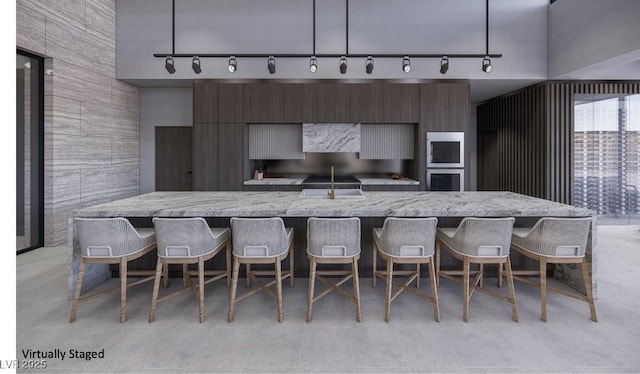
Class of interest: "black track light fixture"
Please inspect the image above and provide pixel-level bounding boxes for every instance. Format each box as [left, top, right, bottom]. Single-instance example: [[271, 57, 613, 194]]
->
[[228, 56, 237, 73], [482, 56, 492, 73], [267, 56, 276, 74], [365, 56, 374, 74], [191, 56, 201, 74], [440, 56, 449, 74], [402, 56, 411, 73], [165, 56, 175, 74], [309, 56, 318, 73], [339, 56, 347, 74]]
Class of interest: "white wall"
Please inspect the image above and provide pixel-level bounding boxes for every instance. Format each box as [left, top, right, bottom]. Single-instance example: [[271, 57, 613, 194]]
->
[[549, 0, 640, 79], [139, 88, 193, 193], [117, 0, 548, 82]]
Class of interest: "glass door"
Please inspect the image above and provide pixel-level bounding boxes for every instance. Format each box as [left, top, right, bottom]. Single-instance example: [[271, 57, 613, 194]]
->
[[16, 51, 44, 253], [574, 94, 640, 225]]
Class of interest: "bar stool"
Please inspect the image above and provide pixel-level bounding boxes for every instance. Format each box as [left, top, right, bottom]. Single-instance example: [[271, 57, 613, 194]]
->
[[306, 217, 361, 322], [70, 217, 157, 323], [148, 217, 231, 323], [228, 217, 294, 323], [506, 217, 597, 322], [373, 217, 440, 322], [436, 217, 518, 322]]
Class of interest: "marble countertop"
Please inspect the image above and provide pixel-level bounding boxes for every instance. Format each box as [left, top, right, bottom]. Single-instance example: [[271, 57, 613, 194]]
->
[[74, 191, 593, 218], [243, 177, 419, 185]]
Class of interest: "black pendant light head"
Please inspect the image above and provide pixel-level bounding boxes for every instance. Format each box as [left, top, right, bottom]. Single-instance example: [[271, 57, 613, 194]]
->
[[339, 56, 348, 74], [309, 56, 318, 73], [402, 56, 411, 73], [267, 56, 276, 74], [191, 56, 201, 74], [365, 56, 374, 74], [228, 56, 237, 73], [165, 56, 176, 74], [482, 56, 492, 73], [440, 56, 449, 74]]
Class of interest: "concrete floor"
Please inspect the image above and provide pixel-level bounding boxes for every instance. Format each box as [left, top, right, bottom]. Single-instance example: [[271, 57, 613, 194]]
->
[[16, 226, 640, 373]]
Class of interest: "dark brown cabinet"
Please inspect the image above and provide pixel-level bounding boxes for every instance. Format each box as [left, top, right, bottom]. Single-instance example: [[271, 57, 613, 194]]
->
[[156, 127, 193, 191], [192, 123, 218, 191], [244, 84, 315, 123], [218, 123, 244, 191], [193, 82, 218, 123], [192, 123, 244, 191]]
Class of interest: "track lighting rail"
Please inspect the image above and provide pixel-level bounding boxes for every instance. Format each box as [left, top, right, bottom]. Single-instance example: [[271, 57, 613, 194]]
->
[[154, 53, 502, 59]]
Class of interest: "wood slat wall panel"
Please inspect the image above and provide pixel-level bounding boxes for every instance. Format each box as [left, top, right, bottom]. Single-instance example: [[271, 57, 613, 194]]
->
[[478, 81, 640, 204]]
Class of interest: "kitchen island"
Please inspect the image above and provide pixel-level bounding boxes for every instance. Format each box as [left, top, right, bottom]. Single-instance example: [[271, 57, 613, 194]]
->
[[69, 191, 596, 298]]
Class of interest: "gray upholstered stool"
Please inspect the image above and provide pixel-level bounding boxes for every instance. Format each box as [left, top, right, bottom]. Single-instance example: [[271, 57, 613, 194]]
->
[[436, 217, 518, 322], [507, 217, 596, 322], [149, 217, 231, 323], [70, 217, 157, 323], [306, 217, 362, 322], [373, 217, 440, 322], [228, 217, 294, 323]]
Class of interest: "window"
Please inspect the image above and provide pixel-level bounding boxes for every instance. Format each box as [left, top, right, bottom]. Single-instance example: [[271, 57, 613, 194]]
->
[[16, 51, 44, 253], [574, 94, 640, 224]]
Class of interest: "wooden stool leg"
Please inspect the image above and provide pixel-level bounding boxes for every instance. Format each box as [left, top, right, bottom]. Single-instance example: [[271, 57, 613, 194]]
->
[[581, 257, 598, 322], [539, 258, 547, 322], [119, 259, 128, 323], [428, 260, 440, 322], [246, 264, 251, 288], [385, 259, 393, 322], [479, 263, 484, 288], [69, 260, 86, 323], [183, 264, 189, 288], [306, 257, 317, 322], [163, 262, 169, 288], [289, 241, 295, 288], [463, 258, 470, 322], [227, 257, 240, 322], [372, 240, 378, 288], [505, 257, 519, 322], [275, 258, 284, 323], [498, 262, 503, 288], [352, 257, 362, 323], [149, 257, 163, 323], [198, 258, 205, 323], [226, 241, 232, 288], [435, 242, 441, 287], [416, 263, 421, 288]]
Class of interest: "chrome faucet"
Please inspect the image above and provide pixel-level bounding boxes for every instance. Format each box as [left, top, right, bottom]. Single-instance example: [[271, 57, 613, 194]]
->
[[328, 166, 335, 199]]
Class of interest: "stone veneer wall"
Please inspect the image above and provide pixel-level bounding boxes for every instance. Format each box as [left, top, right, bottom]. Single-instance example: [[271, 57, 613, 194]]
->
[[17, 0, 140, 245]]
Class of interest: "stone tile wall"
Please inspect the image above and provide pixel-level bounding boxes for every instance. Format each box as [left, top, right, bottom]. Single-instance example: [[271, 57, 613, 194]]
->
[[17, 0, 140, 245]]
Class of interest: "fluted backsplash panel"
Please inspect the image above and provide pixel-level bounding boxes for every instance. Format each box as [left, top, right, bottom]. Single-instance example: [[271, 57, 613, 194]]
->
[[360, 124, 414, 159], [249, 124, 304, 159]]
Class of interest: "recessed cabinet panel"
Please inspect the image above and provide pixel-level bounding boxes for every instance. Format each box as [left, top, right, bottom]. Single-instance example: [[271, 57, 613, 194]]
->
[[193, 82, 218, 123], [192, 123, 218, 191], [248, 124, 304, 159], [360, 124, 414, 159], [218, 123, 244, 191], [218, 84, 243, 123], [244, 84, 315, 123]]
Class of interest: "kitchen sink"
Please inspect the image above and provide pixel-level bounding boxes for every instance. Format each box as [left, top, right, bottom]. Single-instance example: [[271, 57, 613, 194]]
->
[[299, 189, 366, 199]]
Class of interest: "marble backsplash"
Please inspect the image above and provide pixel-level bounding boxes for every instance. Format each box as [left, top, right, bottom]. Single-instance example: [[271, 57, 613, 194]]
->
[[302, 123, 361, 152]]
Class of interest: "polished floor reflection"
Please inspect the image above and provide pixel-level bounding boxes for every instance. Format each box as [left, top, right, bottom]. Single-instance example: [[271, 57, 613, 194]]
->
[[16, 226, 640, 373]]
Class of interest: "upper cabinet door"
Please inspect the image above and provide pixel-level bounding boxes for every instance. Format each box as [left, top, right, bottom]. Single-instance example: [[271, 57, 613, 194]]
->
[[218, 84, 243, 123], [316, 84, 355, 122], [243, 84, 315, 123], [193, 81, 218, 123]]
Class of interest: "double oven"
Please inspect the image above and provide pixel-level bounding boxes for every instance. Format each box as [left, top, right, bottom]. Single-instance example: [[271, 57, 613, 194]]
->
[[426, 132, 464, 191]]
